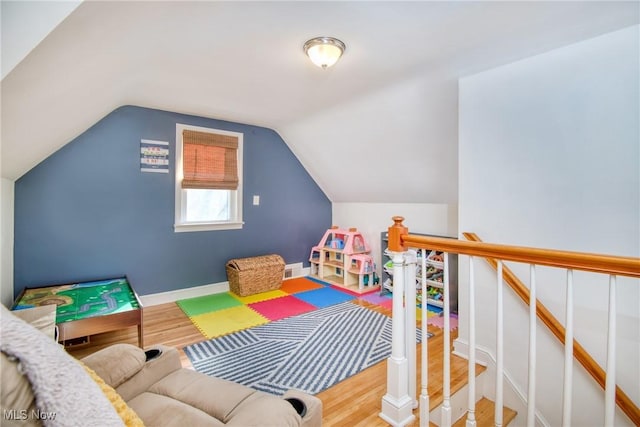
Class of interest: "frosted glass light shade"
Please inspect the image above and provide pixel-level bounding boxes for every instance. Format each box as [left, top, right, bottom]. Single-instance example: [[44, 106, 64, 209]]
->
[[304, 37, 346, 69]]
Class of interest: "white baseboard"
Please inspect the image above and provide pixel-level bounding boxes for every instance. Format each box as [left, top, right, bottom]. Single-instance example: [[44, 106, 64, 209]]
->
[[140, 263, 310, 307], [140, 281, 229, 306], [284, 262, 306, 278]]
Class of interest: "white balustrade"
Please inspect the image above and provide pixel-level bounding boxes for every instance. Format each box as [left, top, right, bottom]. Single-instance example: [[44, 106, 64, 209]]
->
[[380, 226, 635, 427]]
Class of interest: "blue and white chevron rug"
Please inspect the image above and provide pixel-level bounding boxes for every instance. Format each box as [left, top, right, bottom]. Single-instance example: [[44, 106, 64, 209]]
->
[[184, 301, 430, 396]]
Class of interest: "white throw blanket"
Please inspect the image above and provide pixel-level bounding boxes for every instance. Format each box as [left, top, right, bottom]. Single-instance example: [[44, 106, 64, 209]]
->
[[0, 305, 124, 427]]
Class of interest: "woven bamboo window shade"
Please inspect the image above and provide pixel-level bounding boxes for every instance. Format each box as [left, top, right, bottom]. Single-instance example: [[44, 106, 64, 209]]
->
[[182, 130, 239, 190]]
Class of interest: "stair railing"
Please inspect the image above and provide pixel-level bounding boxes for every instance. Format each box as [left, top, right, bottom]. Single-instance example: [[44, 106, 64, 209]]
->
[[379, 216, 640, 427]]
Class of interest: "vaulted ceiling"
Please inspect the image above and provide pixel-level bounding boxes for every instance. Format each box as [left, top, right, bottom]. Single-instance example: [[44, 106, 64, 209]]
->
[[2, 1, 638, 203]]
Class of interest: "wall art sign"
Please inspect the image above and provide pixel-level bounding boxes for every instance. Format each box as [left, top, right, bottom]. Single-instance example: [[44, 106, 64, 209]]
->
[[140, 139, 169, 173]]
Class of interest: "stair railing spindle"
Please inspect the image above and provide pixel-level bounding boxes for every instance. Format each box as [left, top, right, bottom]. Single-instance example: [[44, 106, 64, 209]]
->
[[495, 261, 504, 427], [420, 249, 430, 427], [604, 275, 616, 426], [466, 256, 477, 427], [562, 269, 574, 427], [405, 251, 418, 409], [527, 265, 537, 427], [441, 252, 452, 427]]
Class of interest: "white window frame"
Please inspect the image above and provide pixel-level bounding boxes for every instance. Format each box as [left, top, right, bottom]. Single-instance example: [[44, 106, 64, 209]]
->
[[174, 123, 243, 232]]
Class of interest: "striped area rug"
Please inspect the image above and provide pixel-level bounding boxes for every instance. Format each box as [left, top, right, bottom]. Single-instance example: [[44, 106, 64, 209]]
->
[[184, 301, 430, 396]]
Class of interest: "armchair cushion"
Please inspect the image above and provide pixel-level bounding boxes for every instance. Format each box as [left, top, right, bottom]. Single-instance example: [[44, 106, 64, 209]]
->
[[81, 344, 146, 389], [143, 369, 301, 426], [128, 392, 225, 427], [147, 369, 255, 422], [107, 345, 181, 402], [83, 363, 144, 427]]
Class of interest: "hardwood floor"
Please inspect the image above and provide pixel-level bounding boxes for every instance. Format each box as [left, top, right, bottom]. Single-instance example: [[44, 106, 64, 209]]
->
[[67, 300, 202, 366], [67, 299, 485, 425]]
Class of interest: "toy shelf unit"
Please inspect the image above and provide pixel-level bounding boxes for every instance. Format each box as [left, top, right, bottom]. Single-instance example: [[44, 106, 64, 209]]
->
[[380, 231, 458, 313], [309, 226, 378, 294]]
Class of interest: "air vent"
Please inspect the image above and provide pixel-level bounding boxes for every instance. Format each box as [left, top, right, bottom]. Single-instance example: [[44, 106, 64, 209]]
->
[[283, 262, 303, 279]]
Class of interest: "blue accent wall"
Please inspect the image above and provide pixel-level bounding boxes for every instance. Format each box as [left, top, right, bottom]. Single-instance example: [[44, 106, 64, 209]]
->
[[14, 106, 331, 296]]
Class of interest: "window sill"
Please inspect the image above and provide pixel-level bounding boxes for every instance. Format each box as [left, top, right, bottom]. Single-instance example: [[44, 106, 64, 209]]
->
[[174, 221, 244, 233]]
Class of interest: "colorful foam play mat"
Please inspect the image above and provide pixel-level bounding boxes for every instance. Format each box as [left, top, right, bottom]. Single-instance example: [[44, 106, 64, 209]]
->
[[177, 276, 456, 339], [177, 277, 353, 338]]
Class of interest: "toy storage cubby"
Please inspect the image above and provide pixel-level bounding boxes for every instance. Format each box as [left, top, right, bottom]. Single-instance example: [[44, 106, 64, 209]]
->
[[380, 231, 458, 312], [309, 226, 378, 294]]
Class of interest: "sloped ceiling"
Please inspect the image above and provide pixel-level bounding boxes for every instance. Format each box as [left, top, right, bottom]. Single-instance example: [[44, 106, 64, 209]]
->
[[1, 1, 638, 203]]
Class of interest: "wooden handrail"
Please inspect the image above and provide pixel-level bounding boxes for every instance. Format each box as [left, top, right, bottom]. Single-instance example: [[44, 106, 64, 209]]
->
[[388, 217, 640, 278], [463, 232, 640, 426], [387, 216, 640, 424]]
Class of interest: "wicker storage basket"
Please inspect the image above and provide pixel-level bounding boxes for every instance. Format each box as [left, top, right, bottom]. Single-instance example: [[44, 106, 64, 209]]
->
[[226, 254, 285, 296]]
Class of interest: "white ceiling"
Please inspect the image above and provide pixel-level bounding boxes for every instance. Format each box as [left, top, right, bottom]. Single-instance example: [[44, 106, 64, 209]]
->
[[2, 1, 638, 203]]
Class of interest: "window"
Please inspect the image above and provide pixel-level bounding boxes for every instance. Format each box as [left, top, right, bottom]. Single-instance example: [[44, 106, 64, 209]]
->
[[175, 124, 243, 232]]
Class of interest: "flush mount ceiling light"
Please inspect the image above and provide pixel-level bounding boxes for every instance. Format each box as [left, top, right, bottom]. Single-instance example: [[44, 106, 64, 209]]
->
[[303, 37, 346, 69]]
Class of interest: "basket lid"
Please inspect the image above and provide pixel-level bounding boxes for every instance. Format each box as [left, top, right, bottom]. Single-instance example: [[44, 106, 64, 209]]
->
[[226, 254, 284, 271]]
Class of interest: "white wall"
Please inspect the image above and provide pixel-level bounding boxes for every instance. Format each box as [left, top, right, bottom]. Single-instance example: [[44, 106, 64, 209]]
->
[[281, 69, 459, 205], [458, 25, 639, 426], [1, 178, 15, 307], [332, 202, 457, 276], [0, 0, 82, 79]]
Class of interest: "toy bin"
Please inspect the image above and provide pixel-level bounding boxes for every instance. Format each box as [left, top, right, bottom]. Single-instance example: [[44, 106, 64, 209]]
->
[[226, 254, 285, 296]]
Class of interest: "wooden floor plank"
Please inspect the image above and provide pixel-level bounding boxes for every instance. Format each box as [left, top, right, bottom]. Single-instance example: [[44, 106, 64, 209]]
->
[[452, 397, 517, 427]]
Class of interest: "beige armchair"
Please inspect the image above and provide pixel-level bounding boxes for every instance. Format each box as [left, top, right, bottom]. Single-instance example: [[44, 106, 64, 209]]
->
[[1, 305, 322, 426], [82, 344, 322, 426]]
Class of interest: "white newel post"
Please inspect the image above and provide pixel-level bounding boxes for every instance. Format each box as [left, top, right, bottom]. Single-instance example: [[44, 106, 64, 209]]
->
[[380, 250, 416, 426]]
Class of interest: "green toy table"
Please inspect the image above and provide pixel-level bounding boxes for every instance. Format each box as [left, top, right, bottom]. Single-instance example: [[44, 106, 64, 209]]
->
[[12, 277, 143, 348]]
